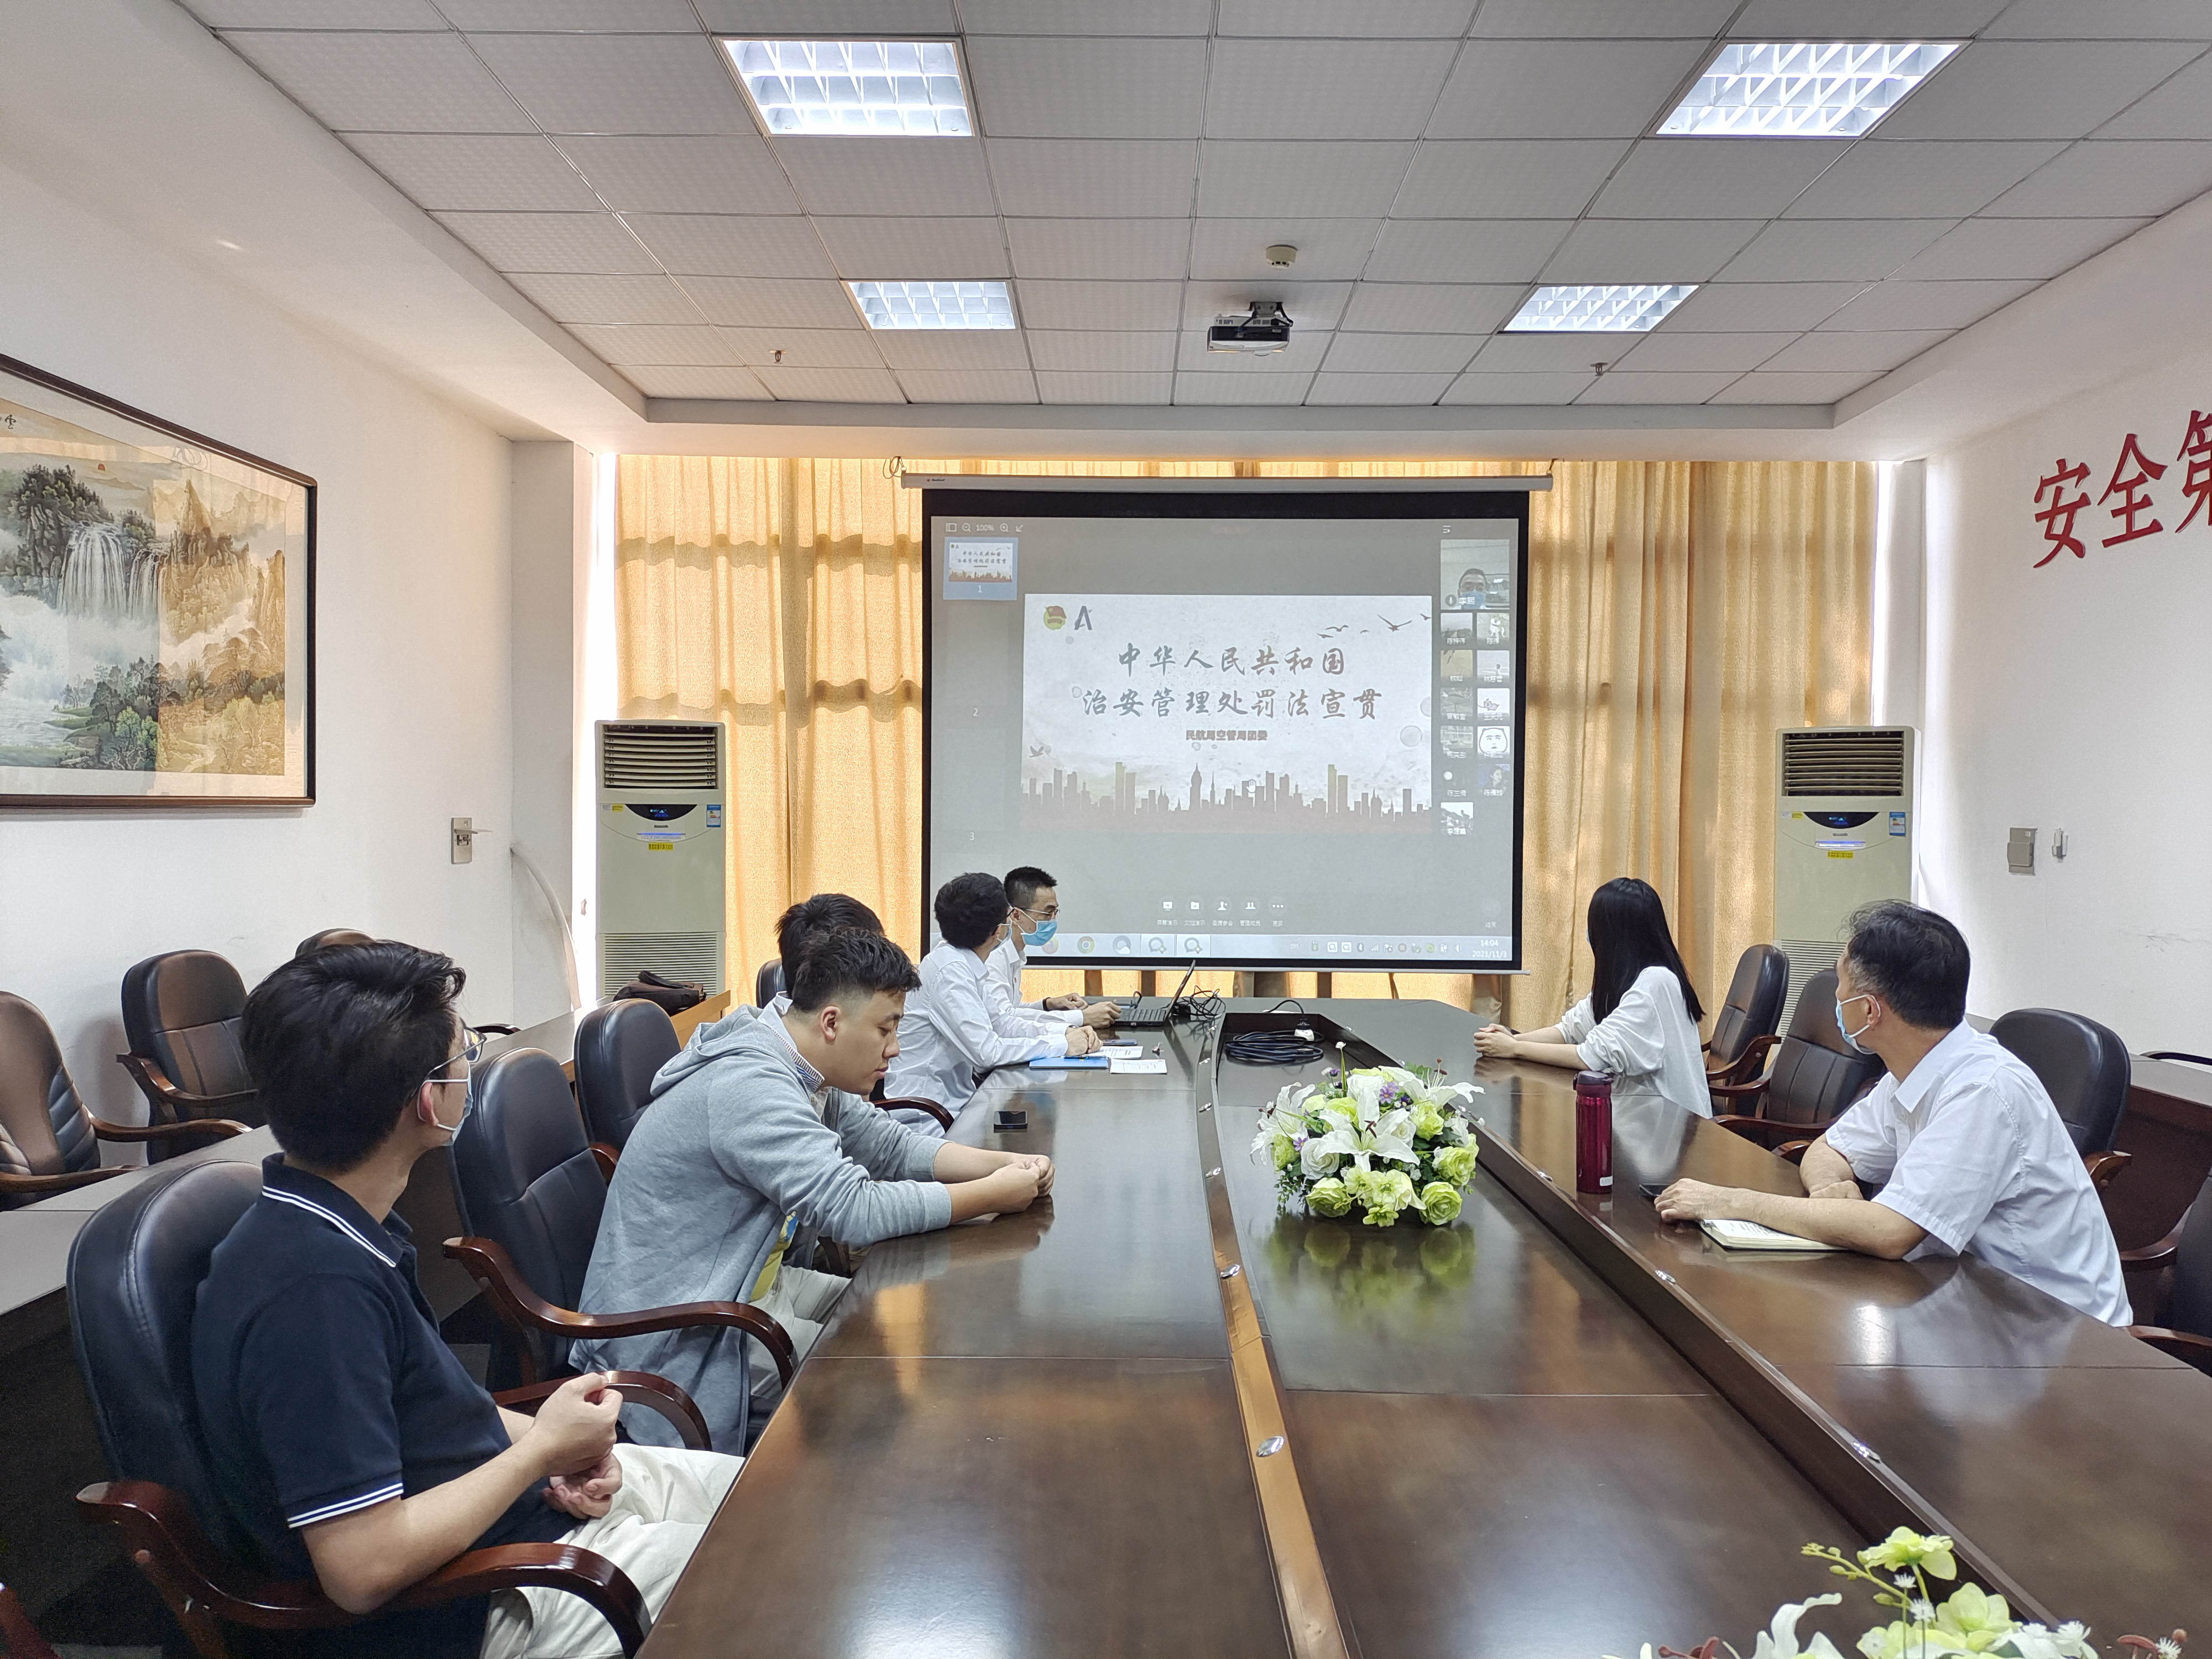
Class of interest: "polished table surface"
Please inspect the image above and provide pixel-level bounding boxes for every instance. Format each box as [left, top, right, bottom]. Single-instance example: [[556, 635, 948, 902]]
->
[[643, 997, 2212, 1658]]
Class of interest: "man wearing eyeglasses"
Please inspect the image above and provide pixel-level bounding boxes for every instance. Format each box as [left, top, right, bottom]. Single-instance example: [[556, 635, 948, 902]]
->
[[991, 865, 1118, 1037]]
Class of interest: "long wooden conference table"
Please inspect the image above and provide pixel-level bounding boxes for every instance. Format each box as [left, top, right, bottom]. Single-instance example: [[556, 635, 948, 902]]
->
[[643, 998, 2211, 1658]]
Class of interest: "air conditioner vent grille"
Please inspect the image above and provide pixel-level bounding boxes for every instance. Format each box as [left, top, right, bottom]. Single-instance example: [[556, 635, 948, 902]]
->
[[600, 723, 721, 791], [601, 931, 722, 998], [1781, 728, 1906, 797]]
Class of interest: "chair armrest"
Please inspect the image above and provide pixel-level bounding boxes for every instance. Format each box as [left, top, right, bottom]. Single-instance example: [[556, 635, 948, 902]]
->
[[878, 1095, 955, 1130], [494, 1372, 711, 1452], [114, 1054, 257, 1119], [1706, 1076, 1772, 1103], [1771, 1140, 1813, 1165], [2121, 1225, 2185, 1275], [90, 1116, 247, 1145], [1706, 1034, 1779, 1088], [78, 1479, 649, 1655], [2128, 1325, 2212, 1376], [588, 1142, 620, 1184], [0, 1166, 132, 1199], [445, 1236, 796, 1385], [0, 1583, 58, 1659], [1711, 1114, 1829, 1150], [2084, 1149, 2132, 1192]]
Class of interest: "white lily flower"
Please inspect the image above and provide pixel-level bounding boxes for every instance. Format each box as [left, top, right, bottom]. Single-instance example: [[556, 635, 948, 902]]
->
[[1305, 1104, 1421, 1172], [2007, 1625, 2098, 1659], [1344, 1071, 1386, 1126], [1751, 1594, 1849, 1659], [1250, 1084, 1317, 1156]]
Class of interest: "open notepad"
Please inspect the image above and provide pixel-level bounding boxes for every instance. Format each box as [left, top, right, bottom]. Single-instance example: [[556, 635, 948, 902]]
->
[[1700, 1218, 1844, 1253]]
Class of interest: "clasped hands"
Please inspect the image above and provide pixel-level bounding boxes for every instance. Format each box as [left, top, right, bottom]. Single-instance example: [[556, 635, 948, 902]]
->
[[1472, 1022, 1524, 1060], [525, 1371, 627, 1520]]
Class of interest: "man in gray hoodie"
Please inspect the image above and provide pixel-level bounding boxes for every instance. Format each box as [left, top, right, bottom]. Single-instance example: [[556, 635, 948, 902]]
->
[[573, 928, 1052, 1452]]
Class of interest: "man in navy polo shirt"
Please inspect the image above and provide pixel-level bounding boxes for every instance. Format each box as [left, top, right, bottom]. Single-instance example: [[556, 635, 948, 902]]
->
[[194, 941, 741, 1658]]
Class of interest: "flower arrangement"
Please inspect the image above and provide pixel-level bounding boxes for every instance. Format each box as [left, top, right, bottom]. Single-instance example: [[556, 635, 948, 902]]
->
[[1606, 1527, 2183, 1659], [1249, 1061, 1479, 1227]]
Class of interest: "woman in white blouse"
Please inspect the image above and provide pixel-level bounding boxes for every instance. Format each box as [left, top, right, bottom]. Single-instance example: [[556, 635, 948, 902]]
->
[[1473, 878, 1712, 1118]]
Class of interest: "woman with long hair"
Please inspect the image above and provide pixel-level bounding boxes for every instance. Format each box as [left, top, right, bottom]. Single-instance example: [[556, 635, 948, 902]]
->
[[1474, 877, 1711, 1118]]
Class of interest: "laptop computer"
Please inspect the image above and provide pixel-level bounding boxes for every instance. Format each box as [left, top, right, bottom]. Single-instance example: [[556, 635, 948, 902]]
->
[[1118, 961, 1198, 1027]]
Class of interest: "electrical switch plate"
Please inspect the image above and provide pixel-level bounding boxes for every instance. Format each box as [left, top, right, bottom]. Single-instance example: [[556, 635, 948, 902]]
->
[[451, 817, 476, 865], [2007, 827, 2035, 875]]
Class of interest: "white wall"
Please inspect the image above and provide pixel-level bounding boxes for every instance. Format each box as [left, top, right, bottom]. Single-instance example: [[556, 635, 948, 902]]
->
[[1922, 351, 2212, 1048], [0, 159, 517, 1124]]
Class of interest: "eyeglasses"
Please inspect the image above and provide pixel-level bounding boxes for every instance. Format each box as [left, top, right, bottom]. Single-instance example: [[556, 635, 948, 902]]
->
[[422, 1031, 492, 1089]]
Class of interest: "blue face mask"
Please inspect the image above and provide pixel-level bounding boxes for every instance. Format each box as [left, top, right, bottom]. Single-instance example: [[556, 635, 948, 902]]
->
[[1835, 994, 1875, 1054], [1028, 919, 1058, 946]]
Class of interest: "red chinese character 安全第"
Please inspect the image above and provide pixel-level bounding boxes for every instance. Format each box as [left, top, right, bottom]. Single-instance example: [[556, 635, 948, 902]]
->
[[2032, 459, 2091, 567], [2098, 432, 2166, 546], [2175, 410, 2212, 533]]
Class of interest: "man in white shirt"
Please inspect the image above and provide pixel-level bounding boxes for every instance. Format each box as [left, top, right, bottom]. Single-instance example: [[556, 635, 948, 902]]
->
[[887, 872, 1102, 1116], [1657, 901, 2129, 1328], [988, 865, 1119, 1039]]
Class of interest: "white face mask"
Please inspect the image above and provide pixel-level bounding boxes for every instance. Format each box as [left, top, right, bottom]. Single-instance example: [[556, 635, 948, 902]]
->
[[1835, 993, 1876, 1053]]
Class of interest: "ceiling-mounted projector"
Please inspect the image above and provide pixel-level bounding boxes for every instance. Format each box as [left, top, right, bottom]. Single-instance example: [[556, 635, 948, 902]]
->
[[1207, 300, 1292, 354]]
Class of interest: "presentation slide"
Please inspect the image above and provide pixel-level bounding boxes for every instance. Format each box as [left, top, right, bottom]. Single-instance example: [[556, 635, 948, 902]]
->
[[925, 488, 1527, 971]]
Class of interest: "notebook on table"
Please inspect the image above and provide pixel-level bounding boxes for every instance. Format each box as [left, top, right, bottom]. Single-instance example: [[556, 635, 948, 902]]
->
[[1700, 1218, 1843, 1253]]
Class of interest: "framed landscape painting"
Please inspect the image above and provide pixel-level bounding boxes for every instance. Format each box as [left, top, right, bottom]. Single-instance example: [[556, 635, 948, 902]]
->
[[0, 353, 314, 806]]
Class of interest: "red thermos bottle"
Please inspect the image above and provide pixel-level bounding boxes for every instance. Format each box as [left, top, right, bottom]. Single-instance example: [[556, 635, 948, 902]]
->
[[1574, 1070, 1614, 1194]]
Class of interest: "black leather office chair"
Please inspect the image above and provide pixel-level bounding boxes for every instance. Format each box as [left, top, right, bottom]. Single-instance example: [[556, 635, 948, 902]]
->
[[294, 927, 374, 956], [1710, 968, 1885, 1152], [573, 998, 680, 1161], [1990, 1007, 2133, 1191], [117, 950, 261, 1140], [446, 1048, 792, 1442], [1705, 944, 1790, 1091], [754, 958, 785, 1008], [0, 992, 242, 1208], [2122, 1168, 2212, 1374], [66, 1161, 652, 1656]]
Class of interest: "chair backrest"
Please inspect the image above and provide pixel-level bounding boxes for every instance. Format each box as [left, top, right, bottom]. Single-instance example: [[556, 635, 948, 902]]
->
[[1989, 1007, 2131, 1155], [66, 1161, 262, 1559], [754, 958, 785, 1008], [294, 927, 374, 957], [450, 1048, 603, 1375], [120, 951, 255, 1105], [1761, 968, 1886, 1127], [2166, 1170, 2212, 1340], [573, 999, 680, 1152], [1708, 944, 1790, 1070], [0, 992, 97, 1197]]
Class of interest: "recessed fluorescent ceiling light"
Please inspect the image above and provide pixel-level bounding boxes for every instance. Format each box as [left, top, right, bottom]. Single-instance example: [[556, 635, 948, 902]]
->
[[1504, 285, 1695, 333], [851, 280, 1014, 330], [725, 39, 970, 135], [1660, 41, 1961, 137]]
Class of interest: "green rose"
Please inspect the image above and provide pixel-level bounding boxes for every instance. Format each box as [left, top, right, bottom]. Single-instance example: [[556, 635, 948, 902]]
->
[[1306, 1177, 1353, 1218], [1411, 1101, 1446, 1141], [1418, 1181, 1463, 1225], [1432, 1143, 1478, 1186], [1271, 1134, 1299, 1170]]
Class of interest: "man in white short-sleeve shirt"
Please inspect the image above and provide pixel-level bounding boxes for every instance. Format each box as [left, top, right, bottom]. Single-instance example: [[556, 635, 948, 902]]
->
[[985, 866, 1119, 1040], [1658, 902, 2128, 1328]]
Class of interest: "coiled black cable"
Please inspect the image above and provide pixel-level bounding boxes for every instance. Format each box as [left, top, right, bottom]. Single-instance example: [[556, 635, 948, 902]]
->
[[1222, 1027, 1327, 1066]]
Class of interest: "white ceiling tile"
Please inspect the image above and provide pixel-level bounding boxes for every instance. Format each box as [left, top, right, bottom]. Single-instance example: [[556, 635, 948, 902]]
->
[[220, 30, 530, 131], [1307, 372, 1458, 404], [442, 0, 700, 27], [556, 137, 800, 215], [467, 33, 752, 136], [1716, 218, 1957, 281], [1197, 142, 1417, 217], [343, 134, 598, 212], [717, 327, 887, 367], [1731, 0, 2007, 33], [754, 364, 905, 401], [1219, 0, 1477, 35], [1394, 140, 1632, 217], [1340, 283, 1524, 333], [1760, 330, 1950, 371], [774, 138, 998, 217], [1609, 331, 1795, 371], [434, 210, 657, 272], [1180, 281, 1352, 330], [988, 140, 1198, 217], [1472, 334, 1640, 371], [1204, 41, 1457, 140], [692, 0, 956, 29], [962, 0, 1209, 31], [1429, 40, 1712, 139], [2098, 54, 2212, 138], [1440, 370, 1599, 404], [1782, 140, 2068, 219], [966, 38, 1208, 139], [619, 365, 772, 399], [1575, 371, 1739, 404], [1816, 278, 2039, 331], [1877, 41, 2209, 141], [813, 217, 1011, 278], [1367, 219, 1573, 281], [1322, 335, 1485, 373], [1658, 281, 1869, 331], [1006, 218, 1190, 279], [624, 215, 833, 276], [1985, 140, 2212, 215], [1590, 139, 1851, 220], [1189, 219, 1383, 283], [1013, 280, 1184, 330], [507, 272, 703, 324], [1172, 372, 1316, 404], [677, 276, 867, 328], [1470, 0, 1737, 36], [1984, 0, 2212, 35], [869, 331, 1031, 370], [188, 0, 441, 25], [567, 323, 738, 364], [1542, 218, 1763, 282], [1035, 371, 1177, 403], [1894, 216, 2149, 280], [896, 369, 1039, 402], [1708, 370, 1881, 403], [1027, 332, 1178, 372], [1174, 327, 1337, 372]]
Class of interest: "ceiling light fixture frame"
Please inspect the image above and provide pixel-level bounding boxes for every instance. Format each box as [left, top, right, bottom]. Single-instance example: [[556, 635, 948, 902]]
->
[[1648, 38, 1969, 140], [716, 35, 978, 141]]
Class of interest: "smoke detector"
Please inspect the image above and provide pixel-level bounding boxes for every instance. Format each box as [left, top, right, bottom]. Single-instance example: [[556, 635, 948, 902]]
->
[[1206, 299, 1292, 354], [1265, 243, 1298, 268]]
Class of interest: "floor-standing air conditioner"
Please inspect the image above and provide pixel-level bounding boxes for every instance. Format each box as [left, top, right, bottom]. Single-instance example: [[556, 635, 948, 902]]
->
[[595, 719, 727, 999], [1773, 726, 1914, 1033]]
